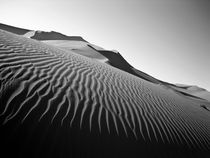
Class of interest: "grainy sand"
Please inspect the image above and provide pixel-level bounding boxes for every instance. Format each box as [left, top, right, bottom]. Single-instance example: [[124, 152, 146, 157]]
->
[[0, 30, 210, 158]]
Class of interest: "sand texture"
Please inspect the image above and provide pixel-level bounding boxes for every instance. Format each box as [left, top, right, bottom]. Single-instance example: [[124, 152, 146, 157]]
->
[[0, 30, 210, 158]]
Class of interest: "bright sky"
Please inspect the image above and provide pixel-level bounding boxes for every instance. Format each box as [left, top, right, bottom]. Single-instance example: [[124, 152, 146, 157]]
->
[[0, 0, 210, 90]]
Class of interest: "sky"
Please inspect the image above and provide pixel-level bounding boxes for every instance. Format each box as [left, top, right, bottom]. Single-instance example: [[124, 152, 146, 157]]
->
[[0, 0, 210, 90]]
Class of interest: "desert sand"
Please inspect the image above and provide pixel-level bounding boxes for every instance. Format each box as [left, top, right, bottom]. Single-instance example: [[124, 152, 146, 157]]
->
[[0, 27, 210, 158], [42, 40, 108, 62]]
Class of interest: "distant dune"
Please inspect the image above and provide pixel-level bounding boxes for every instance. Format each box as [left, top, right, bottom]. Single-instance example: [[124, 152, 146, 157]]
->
[[31, 30, 86, 41], [0, 24, 210, 158], [173, 84, 210, 102], [42, 40, 108, 62], [0, 23, 30, 35]]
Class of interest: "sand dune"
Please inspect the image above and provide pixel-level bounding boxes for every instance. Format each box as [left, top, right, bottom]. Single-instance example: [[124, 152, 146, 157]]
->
[[0, 23, 207, 102], [0, 29, 210, 158], [173, 84, 210, 102], [192, 91, 210, 102], [42, 40, 108, 62], [31, 30, 86, 41], [23, 30, 36, 38], [0, 23, 30, 35]]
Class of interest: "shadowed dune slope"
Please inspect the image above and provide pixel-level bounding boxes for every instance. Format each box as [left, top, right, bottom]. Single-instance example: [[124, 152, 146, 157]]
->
[[88, 44, 174, 86], [0, 23, 30, 35], [0, 30, 210, 158]]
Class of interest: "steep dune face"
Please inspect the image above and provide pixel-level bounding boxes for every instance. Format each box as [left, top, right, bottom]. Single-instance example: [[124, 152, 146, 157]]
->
[[0, 23, 30, 35], [0, 30, 210, 158]]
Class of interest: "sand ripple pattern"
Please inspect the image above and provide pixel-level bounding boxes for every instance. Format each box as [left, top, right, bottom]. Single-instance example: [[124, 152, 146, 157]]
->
[[0, 30, 210, 151]]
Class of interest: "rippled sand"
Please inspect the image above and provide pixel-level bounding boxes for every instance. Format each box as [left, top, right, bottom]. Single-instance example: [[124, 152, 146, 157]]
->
[[0, 30, 210, 158]]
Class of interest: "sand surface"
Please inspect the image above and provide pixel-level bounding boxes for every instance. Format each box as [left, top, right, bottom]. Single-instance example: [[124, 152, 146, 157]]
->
[[172, 84, 210, 102], [0, 29, 210, 158], [23, 30, 36, 38], [42, 40, 108, 62]]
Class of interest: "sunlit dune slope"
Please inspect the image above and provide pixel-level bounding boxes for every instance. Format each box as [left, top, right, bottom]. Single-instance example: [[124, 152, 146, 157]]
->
[[42, 40, 108, 62], [31, 30, 86, 41], [0, 29, 210, 158], [174, 84, 210, 102]]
